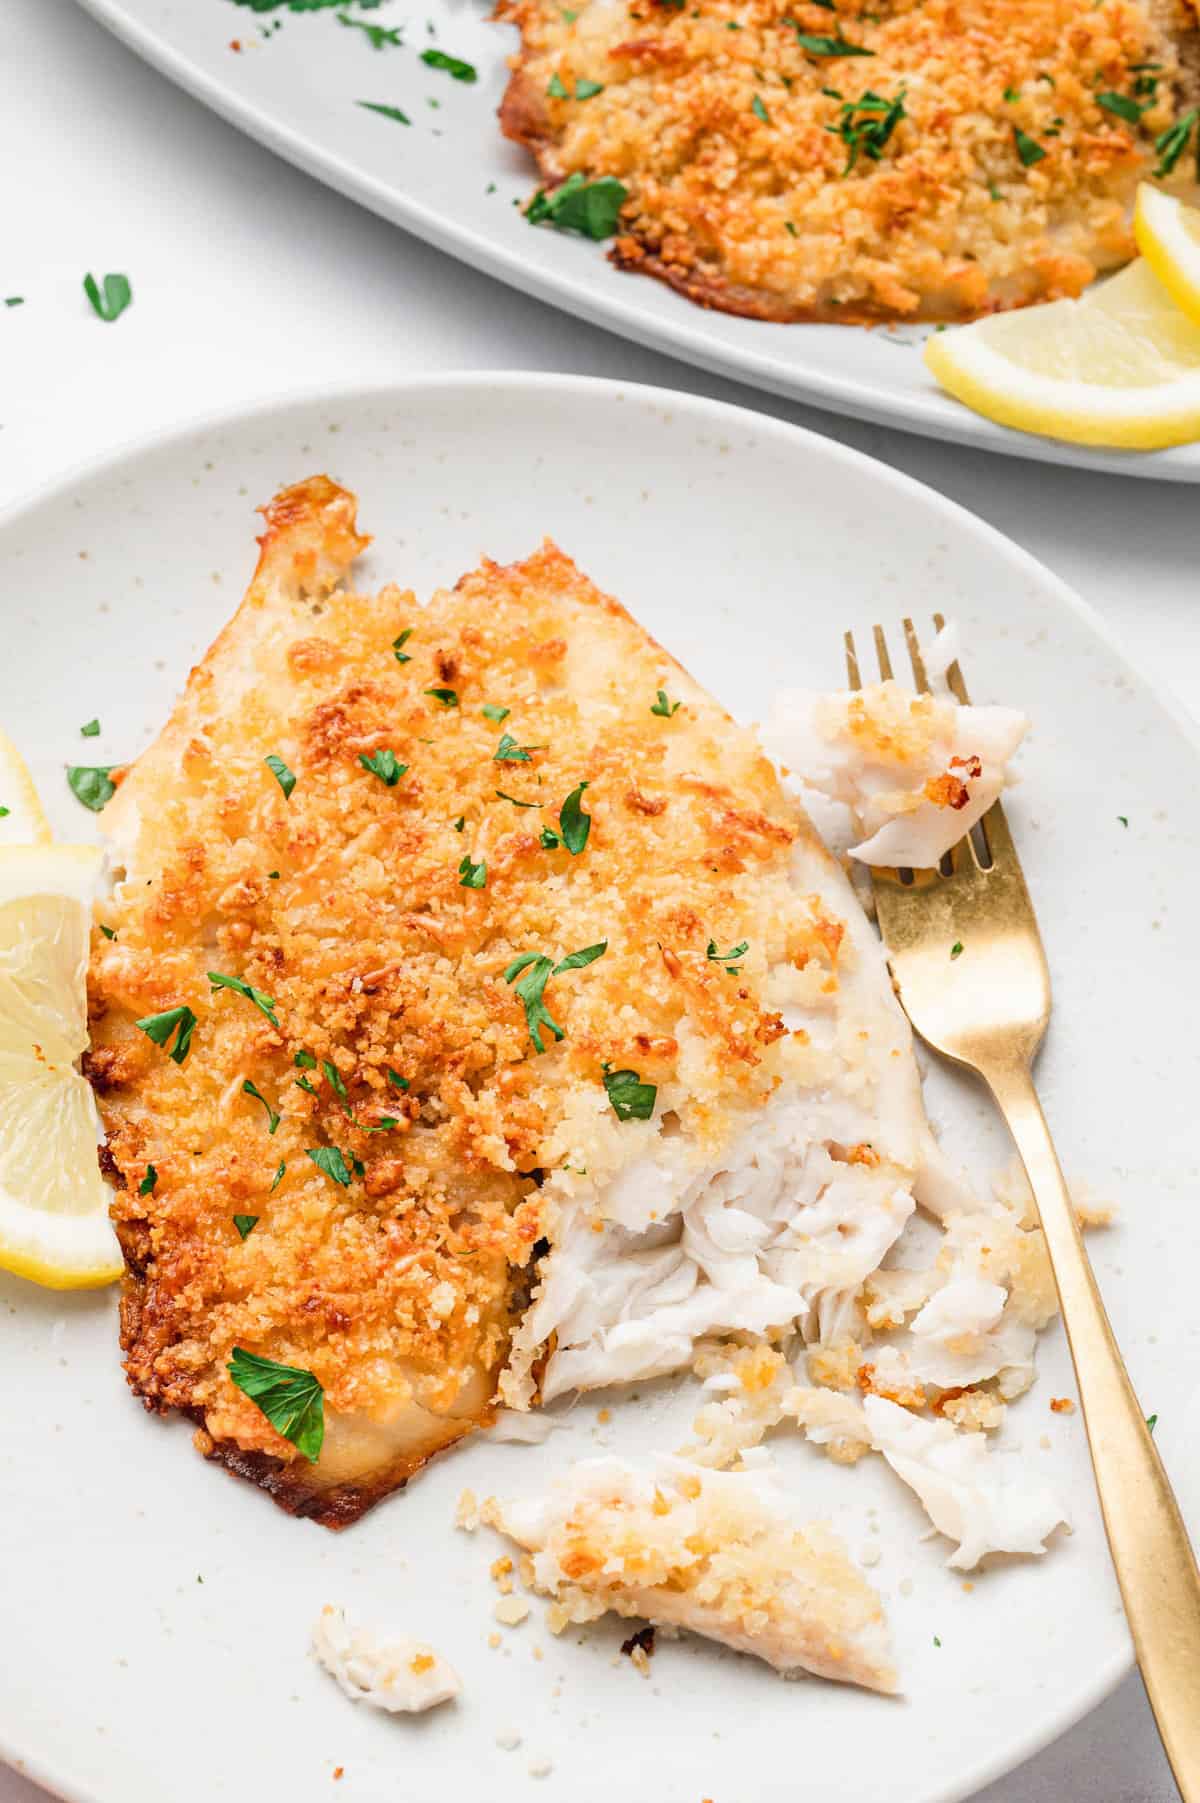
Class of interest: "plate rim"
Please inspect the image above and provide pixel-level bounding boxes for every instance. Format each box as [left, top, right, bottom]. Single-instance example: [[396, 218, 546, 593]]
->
[[2, 366, 1192, 1803], [66, 0, 1200, 484]]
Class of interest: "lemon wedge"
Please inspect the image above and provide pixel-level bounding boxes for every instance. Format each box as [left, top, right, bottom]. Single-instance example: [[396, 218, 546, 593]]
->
[[924, 257, 1200, 449], [1134, 183, 1200, 327], [0, 843, 122, 1288], [0, 728, 52, 848]]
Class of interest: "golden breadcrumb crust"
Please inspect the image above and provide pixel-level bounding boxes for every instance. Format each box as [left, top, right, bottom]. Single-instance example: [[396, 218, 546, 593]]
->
[[497, 0, 1200, 321], [87, 477, 834, 1524]]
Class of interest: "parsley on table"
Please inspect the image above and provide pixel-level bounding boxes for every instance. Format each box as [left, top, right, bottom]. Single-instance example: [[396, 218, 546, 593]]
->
[[1147, 1413, 1158, 1433], [828, 88, 906, 173], [751, 93, 770, 122], [139, 1164, 158, 1196], [338, 10, 403, 44], [707, 937, 748, 974], [933, 1636, 942, 1648], [359, 747, 409, 785], [67, 766, 115, 811], [651, 690, 681, 717], [540, 781, 591, 853], [229, 0, 391, 9], [794, 31, 873, 54], [602, 1064, 657, 1121], [1013, 124, 1046, 166], [425, 686, 459, 707], [1118, 815, 1129, 827], [208, 971, 281, 1029], [136, 1004, 198, 1065], [233, 1214, 260, 1240], [393, 628, 414, 662], [459, 853, 487, 888], [482, 703, 511, 722], [264, 753, 296, 797], [270, 1160, 287, 1192], [421, 47, 477, 80], [306, 1145, 353, 1187], [358, 100, 412, 124], [80, 718, 100, 738], [243, 1079, 281, 1134], [227, 1347, 325, 1462], [1154, 109, 1197, 176], [4, 297, 22, 308], [526, 172, 628, 239], [504, 941, 607, 1052], [83, 273, 132, 323]]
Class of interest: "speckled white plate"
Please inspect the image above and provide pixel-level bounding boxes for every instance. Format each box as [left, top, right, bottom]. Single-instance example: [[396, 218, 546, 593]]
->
[[71, 0, 1200, 482], [2, 374, 1200, 1803]]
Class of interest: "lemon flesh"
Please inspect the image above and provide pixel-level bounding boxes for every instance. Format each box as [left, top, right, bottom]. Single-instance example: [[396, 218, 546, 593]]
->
[[0, 728, 52, 848], [925, 257, 1200, 450], [1134, 183, 1200, 329], [0, 845, 122, 1288]]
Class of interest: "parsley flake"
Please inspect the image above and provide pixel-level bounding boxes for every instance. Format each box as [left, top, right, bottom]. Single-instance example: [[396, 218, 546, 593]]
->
[[453, 814, 466, 830], [1147, 1413, 1158, 1433], [933, 1636, 942, 1648], [80, 718, 100, 738], [828, 87, 906, 172], [358, 747, 409, 785], [136, 1004, 198, 1065], [83, 272, 132, 323], [602, 1063, 657, 1121], [4, 297, 23, 308], [526, 172, 628, 239], [321, 1060, 348, 1099], [1096, 90, 1143, 124], [99, 923, 116, 940], [227, 1348, 324, 1462], [459, 853, 487, 888], [494, 732, 535, 762], [1155, 109, 1197, 176], [386, 1067, 410, 1090], [504, 942, 607, 1052], [950, 941, 964, 959], [575, 77, 604, 97], [558, 781, 591, 854], [1118, 814, 1129, 827], [425, 686, 459, 707], [208, 971, 280, 1029], [421, 47, 477, 80], [393, 628, 414, 662], [139, 1164, 158, 1197], [707, 937, 748, 974], [357, 100, 412, 124], [1013, 124, 1046, 166], [651, 690, 681, 717], [306, 1145, 353, 1187], [338, 9, 403, 44], [270, 1160, 287, 1192], [264, 753, 296, 797], [482, 703, 511, 722], [294, 1049, 317, 1069], [242, 1079, 281, 1134], [794, 30, 873, 55], [233, 1213, 260, 1240], [752, 93, 770, 122], [548, 71, 570, 96], [496, 789, 538, 808], [67, 766, 115, 811]]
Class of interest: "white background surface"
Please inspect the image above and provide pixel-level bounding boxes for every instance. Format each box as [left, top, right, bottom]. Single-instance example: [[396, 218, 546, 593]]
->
[[1, 2, 1195, 1798]]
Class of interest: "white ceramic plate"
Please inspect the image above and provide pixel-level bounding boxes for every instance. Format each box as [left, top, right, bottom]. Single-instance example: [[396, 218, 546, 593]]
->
[[71, 0, 1200, 484], [2, 374, 1199, 1803]]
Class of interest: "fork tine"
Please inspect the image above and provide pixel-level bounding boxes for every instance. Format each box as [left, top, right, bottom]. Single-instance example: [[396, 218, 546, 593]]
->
[[932, 611, 972, 706], [902, 618, 929, 694], [844, 630, 862, 691], [872, 624, 894, 682]]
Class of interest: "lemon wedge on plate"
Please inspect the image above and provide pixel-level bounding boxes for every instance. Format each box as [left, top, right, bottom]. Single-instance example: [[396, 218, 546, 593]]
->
[[1134, 183, 1200, 326], [0, 843, 122, 1288], [0, 728, 52, 848], [925, 253, 1200, 450]]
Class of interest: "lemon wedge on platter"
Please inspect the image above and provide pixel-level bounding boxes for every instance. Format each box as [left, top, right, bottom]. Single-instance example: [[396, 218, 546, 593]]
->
[[925, 236, 1200, 451], [0, 839, 122, 1289], [1134, 183, 1200, 328], [0, 728, 52, 848]]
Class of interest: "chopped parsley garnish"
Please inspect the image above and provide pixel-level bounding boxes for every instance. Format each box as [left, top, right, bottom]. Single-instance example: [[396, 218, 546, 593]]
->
[[136, 1004, 198, 1065], [227, 1347, 324, 1462], [1096, 90, 1144, 124], [358, 747, 409, 785], [268, 870, 280, 879], [548, 71, 570, 96], [99, 923, 116, 940], [264, 753, 296, 797], [321, 1060, 348, 1099], [494, 732, 535, 762], [67, 765, 115, 811], [357, 100, 412, 124], [1013, 124, 1046, 166], [229, 0, 391, 9], [828, 87, 906, 173], [139, 1164, 158, 1196], [575, 77, 604, 98], [950, 941, 964, 959], [526, 172, 628, 239], [482, 703, 511, 722], [752, 93, 770, 122], [338, 9, 403, 44], [242, 1079, 281, 1134], [1155, 108, 1197, 176], [270, 1160, 287, 1192], [453, 814, 466, 830], [933, 1635, 942, 1648], [1147, 1413, 1158, 1433], [295, 1075, 318, 1095], [651, 690, 681, 717], [393, 628, 414, 662], [459, 853, 487, 888], [707, 937, 748, 974], [602, 1063, 657, 1121], [562, 6, 578, 16], [4, 297, 22, 308], [785, 220, 799, 235], [233, 1213, 260, 1240], [0, 808, 8, 819], [425, 686, 459, 707], [294, 1049, 317, 1069], [496, 789, 538, 807], [504, 941, 607, 1052], [1003, 84, 1020, 101], [83, 272, 132, 323], [542, 780, 591, 854], [208, 970, 280, 1029], [80, 718, 100, 738], [386, 1067, 410, 1090], [1118, 814, 1129, 827], [794, 30, 873, 55], [420, 47, 477, 80], [306, 1145, 353, 1187]]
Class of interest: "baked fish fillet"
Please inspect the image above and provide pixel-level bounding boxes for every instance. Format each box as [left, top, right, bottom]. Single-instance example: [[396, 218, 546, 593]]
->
[[498, 0, 1200, 322], [87, 476, 943, 1527]]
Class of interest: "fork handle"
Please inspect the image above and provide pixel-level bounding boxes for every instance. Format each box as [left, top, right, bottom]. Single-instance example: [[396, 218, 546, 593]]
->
[[985, 1059, 1200, 1800]]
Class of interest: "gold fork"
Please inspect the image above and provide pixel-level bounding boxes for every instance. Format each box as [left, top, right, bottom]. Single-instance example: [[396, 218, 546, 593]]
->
[[847, 618, 1200, 1798]]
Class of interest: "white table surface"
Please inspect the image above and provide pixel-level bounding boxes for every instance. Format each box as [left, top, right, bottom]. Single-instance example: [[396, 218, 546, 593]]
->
[[2, 2, 1194, 1799]]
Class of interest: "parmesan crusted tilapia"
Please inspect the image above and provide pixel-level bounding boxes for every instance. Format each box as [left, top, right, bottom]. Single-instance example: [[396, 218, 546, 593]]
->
[[485, 1455, 897, 1691], [498, 0, 1200, 322]]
